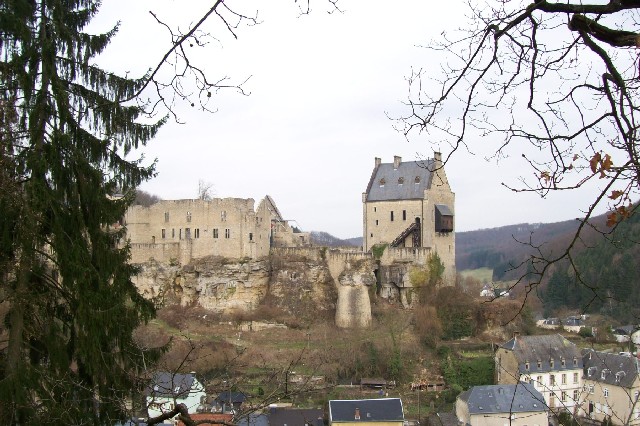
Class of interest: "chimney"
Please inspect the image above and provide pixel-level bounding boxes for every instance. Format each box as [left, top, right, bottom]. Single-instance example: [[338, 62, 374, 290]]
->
[[375, 157, 381, 167], [434, 151, 442, 163], [355, 408, 361, 420], [393, 155, 401, 169]]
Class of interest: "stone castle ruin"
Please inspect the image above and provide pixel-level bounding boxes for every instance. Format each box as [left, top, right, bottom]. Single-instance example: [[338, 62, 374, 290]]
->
[[126, 153, 455, 328]]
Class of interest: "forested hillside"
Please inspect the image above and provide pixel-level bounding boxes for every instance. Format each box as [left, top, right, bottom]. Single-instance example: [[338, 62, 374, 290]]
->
[[456, 211, 640, 322]]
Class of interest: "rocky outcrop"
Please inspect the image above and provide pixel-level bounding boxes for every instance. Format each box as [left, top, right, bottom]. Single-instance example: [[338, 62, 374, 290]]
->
[[133, 256, 270, 313], [267, 252, 337, 322], [132, 249, 377, 328], [334, 259, 376, 328]]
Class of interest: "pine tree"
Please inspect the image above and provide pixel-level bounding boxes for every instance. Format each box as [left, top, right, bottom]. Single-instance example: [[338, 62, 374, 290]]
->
[[0, 1, 164, 423]]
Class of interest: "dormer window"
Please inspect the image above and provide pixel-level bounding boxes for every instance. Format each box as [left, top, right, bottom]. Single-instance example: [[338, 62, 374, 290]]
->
[[561, 358, 566, 367], [525, 362, 530, 371], [601, 369, 609, 380], [537, 360, 542, 369], [379, 178, 386, 187], [588, 367, 596, 377], [414, 176, 420, 184], [550, 359, 554, 368], [398, 177, 404, 185], [616, 371, 625, 383], [573, 357, 578, 367]]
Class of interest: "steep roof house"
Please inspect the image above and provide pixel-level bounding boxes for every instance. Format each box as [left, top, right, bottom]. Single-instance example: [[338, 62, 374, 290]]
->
[[495, 334, 583, 413], [267, 407, 324, 426], [581, 350, 640, 425], [362, 153, 455, 283], [455, 384, 548, 426], [329, 398, 404, 426], [214, 391, 247, 413], [146, 372, 206, 419]]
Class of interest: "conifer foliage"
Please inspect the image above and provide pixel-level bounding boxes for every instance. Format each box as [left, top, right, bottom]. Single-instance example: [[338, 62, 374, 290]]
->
[[0, 0, 163, 423]]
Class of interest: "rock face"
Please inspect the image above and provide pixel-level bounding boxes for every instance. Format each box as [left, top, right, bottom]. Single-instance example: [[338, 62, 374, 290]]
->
[[133, 256, 270, 313], [267, 252, 337, 322], [132, 249, 376, 328], [334, 260, 377, 328]]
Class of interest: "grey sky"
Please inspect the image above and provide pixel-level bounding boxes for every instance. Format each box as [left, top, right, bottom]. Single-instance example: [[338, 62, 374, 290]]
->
[[92, 1, 612, 239]]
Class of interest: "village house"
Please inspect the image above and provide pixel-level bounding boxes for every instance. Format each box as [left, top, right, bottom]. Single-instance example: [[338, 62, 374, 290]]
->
[[146, 372, 206, 419], [125, 195, 309, 264], [328, 398, 404, 426], [455, 384, 548, 426], [580, 349, 640, 425], [494, 334, 583, 413]]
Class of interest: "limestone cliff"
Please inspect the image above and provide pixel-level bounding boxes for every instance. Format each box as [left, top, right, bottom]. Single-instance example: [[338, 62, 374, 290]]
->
[[132, 249, 377, 328]]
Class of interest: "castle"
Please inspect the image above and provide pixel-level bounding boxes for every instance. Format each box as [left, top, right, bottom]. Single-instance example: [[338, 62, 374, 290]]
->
[[363, 153, 456, 284], [125, 152, 455, 324], [124, 195, 310, 264]]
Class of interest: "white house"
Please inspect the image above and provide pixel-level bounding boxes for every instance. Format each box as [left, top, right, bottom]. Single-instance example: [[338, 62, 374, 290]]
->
[[495, 334, 583, 413], [146, 372, 206, 419]]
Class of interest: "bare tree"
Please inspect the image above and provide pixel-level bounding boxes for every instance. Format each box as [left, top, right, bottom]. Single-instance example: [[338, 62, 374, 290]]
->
[[198, 180, 216, 201], [399, 0, 640, 299]]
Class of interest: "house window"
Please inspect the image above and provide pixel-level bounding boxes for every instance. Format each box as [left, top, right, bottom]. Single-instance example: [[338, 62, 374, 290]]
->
[[550, 375, 556, 386], [164, 212, 169, 222], [573, 390, 579, 401], [370, 233, 373, 238], [179, 229, 182, 239], [194, 228, 200, 238], [573, 373, 579, 384], [376, 220, 379, 226], [604, 388, 609, 398], [161, 229, 166, 239], [589, 384, 595, 394], [561, 392, 567, 402], [537, 376, 542, 387], [221, 210, 227, 221], [374, 207, 377, 212], [213, 228, 218, 238], [390, 211, 394, 221], [249, 233, 253, 241], [225, 228, 230, 238], [172, 229, 175, 238], [402, 210, 407, 221], [185, 228, 191, 240], [186, 211, 192, 222], [562, 374, 566, 385]]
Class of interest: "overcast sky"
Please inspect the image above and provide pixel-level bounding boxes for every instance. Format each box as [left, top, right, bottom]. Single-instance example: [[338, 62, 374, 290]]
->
[[91, 1, 612, 239]]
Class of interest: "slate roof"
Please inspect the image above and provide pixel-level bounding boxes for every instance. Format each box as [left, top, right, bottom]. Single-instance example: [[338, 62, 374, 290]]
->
[[457, 384, 547, 415], [583, 350, 640, 388], [267, 407, 324, 426], [613, 325, 636, 335], [500, 334, 582, 374], [147, 372, 199, 399], [237, 413, 269, 426], [329, 398, 404, 422], [215, 391, 247, 404], [365, 159, 435, 202]]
